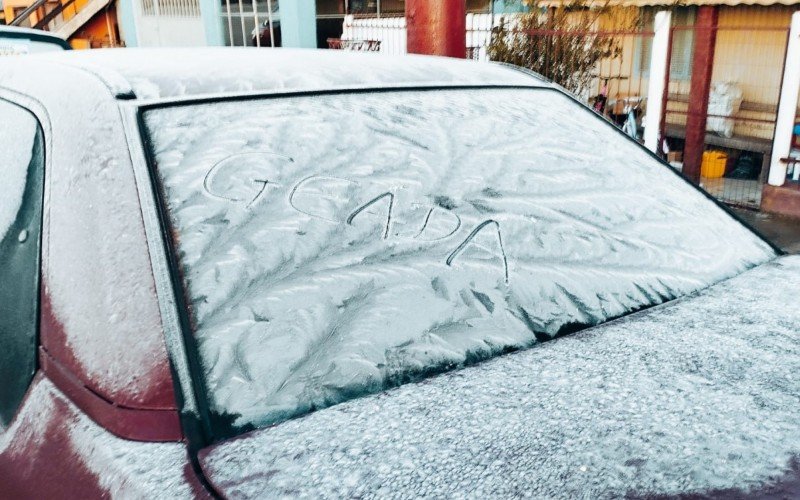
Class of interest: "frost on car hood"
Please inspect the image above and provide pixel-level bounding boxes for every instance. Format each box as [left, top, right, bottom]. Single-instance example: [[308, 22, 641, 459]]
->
[[143, 88, 775, 431]]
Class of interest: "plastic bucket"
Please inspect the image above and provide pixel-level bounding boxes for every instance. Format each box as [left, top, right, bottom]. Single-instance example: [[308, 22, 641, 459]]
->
[[701, 150, 727, 178]]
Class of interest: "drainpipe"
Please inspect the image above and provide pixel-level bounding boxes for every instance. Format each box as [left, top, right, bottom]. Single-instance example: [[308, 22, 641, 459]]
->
[[683, 5, 718, 184], [406, 0, 466, 58]]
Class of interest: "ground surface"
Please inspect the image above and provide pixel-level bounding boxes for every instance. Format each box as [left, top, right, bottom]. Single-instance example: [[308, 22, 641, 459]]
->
[[733, 208, 800, 254], [201, 256, 800, 499]]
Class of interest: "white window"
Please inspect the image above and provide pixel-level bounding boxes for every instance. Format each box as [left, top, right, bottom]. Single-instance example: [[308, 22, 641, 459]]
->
[[636, 7, 696, 81]]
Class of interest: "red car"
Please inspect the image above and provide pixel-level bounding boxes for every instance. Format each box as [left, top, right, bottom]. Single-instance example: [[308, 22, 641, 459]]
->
[[1, 49, 796, 498]]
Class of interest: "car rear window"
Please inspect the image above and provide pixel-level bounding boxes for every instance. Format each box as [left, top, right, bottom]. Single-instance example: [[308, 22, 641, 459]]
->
[[142, 88, 774, 434]]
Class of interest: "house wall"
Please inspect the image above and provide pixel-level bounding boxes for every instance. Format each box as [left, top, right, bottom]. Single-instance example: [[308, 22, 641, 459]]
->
[[712, 5, 794, 139], [69, 3, 120, 47], [665, 5, 795, 140], [135, 0, 205, 46]]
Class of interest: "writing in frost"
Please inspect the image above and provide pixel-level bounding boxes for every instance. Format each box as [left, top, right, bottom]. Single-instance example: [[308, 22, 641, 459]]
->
[[201, 151, 510, 284]]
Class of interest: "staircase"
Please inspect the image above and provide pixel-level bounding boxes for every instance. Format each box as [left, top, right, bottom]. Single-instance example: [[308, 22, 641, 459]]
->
[[10, 0, 113, 44]]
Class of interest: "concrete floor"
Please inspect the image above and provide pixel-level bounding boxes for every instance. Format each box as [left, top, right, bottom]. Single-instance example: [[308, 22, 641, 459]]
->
[[732, 207, 800, 254]]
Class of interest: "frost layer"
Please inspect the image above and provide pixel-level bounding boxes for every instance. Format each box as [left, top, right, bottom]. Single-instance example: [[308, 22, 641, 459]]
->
[[144, 88, 775, 430], [199, 256, 800, 499], [0, 104, 36, 242]]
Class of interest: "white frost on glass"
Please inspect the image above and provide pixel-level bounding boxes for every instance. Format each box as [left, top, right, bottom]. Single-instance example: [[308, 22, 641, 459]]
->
[[144, 88, 775, 430], [200, 256, 800, 499], [0, 104, 36, 242]]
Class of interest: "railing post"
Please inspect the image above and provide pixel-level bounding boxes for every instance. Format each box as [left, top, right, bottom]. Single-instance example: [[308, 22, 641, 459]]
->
[[683, 5, 718, 184], [769, 11, 800, 186], [644, 10, 672, 154], [406, 0, 466, 58]]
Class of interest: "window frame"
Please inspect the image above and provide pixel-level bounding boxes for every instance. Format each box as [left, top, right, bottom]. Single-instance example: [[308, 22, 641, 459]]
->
[[634, 6, 696, 82], [0, 96, 46, 430]]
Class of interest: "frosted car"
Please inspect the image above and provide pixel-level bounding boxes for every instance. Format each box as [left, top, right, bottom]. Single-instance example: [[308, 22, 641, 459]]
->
[[0, 26, 71, 54], [1, 49, 797, 499]]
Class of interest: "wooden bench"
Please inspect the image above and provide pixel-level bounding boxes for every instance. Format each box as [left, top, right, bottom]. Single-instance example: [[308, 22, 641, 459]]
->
[[664, 123, 772, 182]]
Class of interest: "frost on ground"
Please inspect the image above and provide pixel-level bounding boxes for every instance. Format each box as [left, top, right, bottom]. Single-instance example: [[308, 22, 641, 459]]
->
[[144, 88, 775, 431], [200, 256, 800, 499]]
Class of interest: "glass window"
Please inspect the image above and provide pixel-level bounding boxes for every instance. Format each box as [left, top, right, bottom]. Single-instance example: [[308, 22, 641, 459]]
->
[[143, 88, 774, 436], [317, 0, 345, 16], [636, 7, 696, 81], [0, 100, 44, 428]]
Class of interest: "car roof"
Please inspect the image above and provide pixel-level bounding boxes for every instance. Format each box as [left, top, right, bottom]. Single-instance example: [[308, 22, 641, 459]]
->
[[0, 26, 71, 50], [0, 48, 548, 105]]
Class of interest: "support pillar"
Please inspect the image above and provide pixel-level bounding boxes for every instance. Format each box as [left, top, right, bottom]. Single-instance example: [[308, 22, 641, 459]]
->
[[199, 0, 224, 46], [406, 0, 466, 58], [644, 10, 672, 154], [117, 0, 139, 47], [281, 0, 316, 49], [683, 5, 718, 184], [769, 11, 800, 186]]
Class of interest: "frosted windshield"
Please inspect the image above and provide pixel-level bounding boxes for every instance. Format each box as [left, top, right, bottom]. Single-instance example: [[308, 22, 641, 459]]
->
[[143, 88, 774, 432]]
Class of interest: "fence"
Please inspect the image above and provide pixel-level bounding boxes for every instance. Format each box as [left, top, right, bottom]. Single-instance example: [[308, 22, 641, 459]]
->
[[468, 18, 655, 138], [220, 0, 278, 47], [340, 14, 405, 54], [662, 22, 791, 209], [141, 0, 200, 17]]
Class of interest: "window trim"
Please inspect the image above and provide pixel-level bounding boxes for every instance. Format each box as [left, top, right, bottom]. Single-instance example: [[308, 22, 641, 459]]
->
[[0, 96, 47, 429]]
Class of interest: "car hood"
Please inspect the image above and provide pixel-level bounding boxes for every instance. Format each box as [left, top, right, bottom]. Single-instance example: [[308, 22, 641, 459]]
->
[[199, 255, 800, 499]]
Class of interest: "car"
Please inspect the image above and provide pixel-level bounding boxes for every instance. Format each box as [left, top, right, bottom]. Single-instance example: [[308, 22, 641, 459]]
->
[[0, 48, 797, 498], [0, 26, 70, 55]]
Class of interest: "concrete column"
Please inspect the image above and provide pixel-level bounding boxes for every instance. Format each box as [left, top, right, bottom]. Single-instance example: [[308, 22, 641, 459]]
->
[[644, 10, 672, 154], [769, 11, 800, 186], [683, 5, 718, 184], [117, 0, 139, 47], [406, 0, 466, 58], [199, 0, 225, 46], [280, 0, 317, 49]]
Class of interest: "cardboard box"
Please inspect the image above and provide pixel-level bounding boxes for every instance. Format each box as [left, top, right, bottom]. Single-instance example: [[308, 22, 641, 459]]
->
[[667, 151, 683, 163]]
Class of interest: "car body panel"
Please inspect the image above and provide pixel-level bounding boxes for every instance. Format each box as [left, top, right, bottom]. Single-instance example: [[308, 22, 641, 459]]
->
[[0, 26, 71, 54], [16, 47, 546, 101], [0, 61, 178, 419], [0, 374, 205, 499]]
